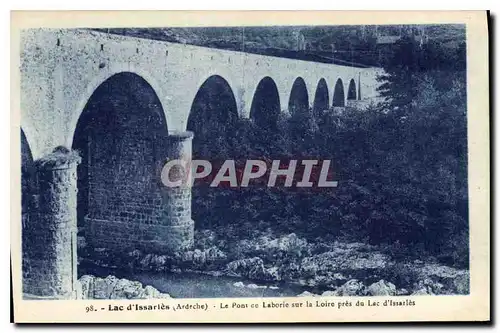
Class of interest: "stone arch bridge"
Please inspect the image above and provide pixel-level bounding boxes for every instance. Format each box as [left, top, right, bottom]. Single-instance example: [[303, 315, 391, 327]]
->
[[21, 28, 382, 159], [20, 28, 382, 298]]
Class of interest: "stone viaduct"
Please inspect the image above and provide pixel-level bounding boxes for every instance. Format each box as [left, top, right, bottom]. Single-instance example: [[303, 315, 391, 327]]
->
[[19, 28, 382, 298]]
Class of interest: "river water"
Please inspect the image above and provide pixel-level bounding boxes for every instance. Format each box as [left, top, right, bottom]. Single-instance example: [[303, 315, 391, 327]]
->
[[80, 264, 308, 298]]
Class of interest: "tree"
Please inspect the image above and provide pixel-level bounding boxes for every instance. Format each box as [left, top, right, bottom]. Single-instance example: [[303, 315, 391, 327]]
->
[[376, 35, 422, 113], [377, 34, 466, 113]]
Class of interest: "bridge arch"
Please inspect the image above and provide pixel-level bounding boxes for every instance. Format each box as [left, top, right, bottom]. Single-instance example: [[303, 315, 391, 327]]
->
[[249, 76, 281, 130], [187, 69, 241, 118], [288, 77, 309, 115], [347, 78, 357, 101], [19, 117, 42, 160], [71, 72, 169, 235], [67, 63, 170, 148], [332, 78, 345, 107], [313, 78, 330, 116], [187, 75, 239, 158]]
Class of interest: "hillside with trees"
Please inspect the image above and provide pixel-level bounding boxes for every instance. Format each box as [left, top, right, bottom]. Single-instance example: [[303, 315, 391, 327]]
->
[[98, 24, 465, 67]]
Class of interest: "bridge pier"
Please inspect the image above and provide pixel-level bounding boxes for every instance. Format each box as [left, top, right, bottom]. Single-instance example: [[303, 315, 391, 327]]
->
[[23, 147, 80, 299], [83, 131, 195, 255], [157, 132, 195, 252]]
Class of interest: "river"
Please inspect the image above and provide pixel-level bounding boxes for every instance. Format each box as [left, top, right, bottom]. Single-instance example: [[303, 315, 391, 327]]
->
[[79, 263, 309, 298]]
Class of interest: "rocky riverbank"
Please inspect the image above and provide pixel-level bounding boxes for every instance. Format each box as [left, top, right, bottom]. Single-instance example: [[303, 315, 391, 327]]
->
[[78, 230, 469, 296]]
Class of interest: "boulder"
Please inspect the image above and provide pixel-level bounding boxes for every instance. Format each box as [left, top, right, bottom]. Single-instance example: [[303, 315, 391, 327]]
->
[[427, 281, 444, 295], [307, 275, 333, 287], [93, 276, 119, 299], [333, 273, 348, 281], [110, 278, 134, 299], [233, 282, 245, 288], [396, 288, 409, 296], [144, 285, 160, 298], [122, 280, 144, 299], [453, 274, 470, 294], [366, 280, 396, 296], [139, 285, 170, 299], [77, 236, 87, 251], [227, 257, 268, 280], [128, 249, 142, 259], [348, 253, 389, 270], [192, 249, 204, 264], [234, 233, 311, 262], [77, 275, 95, 299], [276, 233, 311, 257], [194, 229, 217, 249], [264, 266, 281, 281], [334, 279, 365, 296], [413, 279, 443, 295], [411, 288, 433, 295], [150, 255, 168, 269], [297, 291, 318, 297], [139, 254, 154, 269], [179, 246, 227, 269], [300, 249, 390, 279], [418, 264, 469, 294]]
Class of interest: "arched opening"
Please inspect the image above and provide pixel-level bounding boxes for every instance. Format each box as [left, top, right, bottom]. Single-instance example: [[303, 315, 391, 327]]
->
[[348, 79, 357, 100], [187, 75, 239, 231], [21, 129, 35, 216], [249, 77, 281, 130], [332, 79, 345, 107], [187, 75, 239, 159], [71, 72, 168, 235], [288, 77, 309, 115], [313, 78, 329, 116]]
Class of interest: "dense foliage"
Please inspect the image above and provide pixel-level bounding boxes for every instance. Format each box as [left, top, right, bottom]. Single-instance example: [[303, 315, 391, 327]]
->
[[189, 36, 468, 269]]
